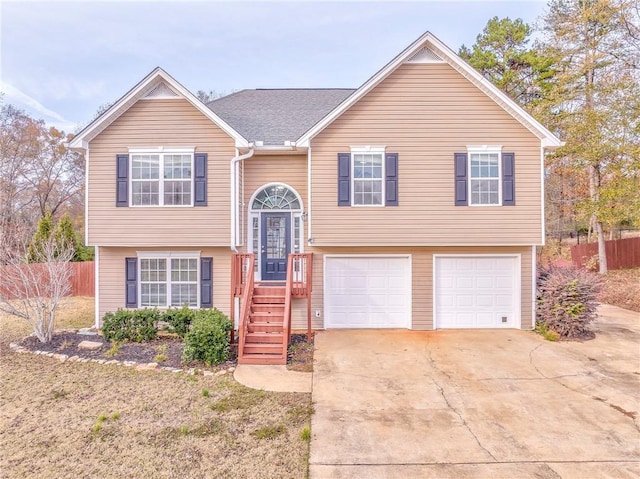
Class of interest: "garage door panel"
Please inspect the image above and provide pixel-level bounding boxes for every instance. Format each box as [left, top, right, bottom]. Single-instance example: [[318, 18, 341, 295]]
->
[[456, 295, 474, 307], [496, 295, 513, 307], [476, 295, 494, 307], [476, 312, 495, 327], [436, 256, 518, 329], [325, 257, 411, 329]]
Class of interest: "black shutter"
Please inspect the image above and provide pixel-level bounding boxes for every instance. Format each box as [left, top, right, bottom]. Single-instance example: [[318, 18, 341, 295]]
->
[[116, 154, 129, 207], [502, 152, 515, 206], [194, 153, 208, 206], [200, 257, 213, 308], [454, 153, 468, 206], [337, 153, 351, 206], [125, 257, 137, 308], [385, 153, 399, 206]]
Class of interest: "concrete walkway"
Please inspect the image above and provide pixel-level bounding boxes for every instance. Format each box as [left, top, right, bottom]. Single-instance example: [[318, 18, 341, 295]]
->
[[234, 364, 312, 393], [310, 305, 640, 478]]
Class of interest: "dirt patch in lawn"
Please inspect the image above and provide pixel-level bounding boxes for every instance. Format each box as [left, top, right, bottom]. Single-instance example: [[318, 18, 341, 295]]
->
[[1, 298, 312, 479], [599, 268, 640, 312], [288, 333, 314, 372]]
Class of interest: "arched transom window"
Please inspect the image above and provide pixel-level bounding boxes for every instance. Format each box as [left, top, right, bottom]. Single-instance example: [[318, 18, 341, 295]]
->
[[251, 185, 301, 210]]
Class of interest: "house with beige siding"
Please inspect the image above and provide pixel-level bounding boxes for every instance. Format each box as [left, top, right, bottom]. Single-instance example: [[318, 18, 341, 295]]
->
[[69, 32, 561, 364]]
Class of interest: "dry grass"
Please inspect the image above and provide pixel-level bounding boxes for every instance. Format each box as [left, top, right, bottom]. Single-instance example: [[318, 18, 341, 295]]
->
[[599, 268, 640, 312], [0, 298, 311, 479]]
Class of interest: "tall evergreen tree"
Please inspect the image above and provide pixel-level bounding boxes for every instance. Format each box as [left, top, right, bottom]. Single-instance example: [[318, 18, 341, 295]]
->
[[26, 211, 54, 263], [459, 16, 555, 110]]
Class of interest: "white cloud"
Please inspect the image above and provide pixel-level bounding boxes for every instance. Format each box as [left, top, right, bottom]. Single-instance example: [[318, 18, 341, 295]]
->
[[0, 81, 79, 132]]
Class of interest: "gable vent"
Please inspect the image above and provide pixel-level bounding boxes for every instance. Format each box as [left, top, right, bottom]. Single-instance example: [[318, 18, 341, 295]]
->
[[405, 47, 444, 64], [142, 82, 180, 99]]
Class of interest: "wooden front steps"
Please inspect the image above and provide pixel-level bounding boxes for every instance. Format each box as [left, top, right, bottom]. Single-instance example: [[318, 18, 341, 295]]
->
[[238, 285, 288, 365]]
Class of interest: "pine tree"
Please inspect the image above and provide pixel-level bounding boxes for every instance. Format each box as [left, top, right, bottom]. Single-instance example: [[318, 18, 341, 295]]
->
[[459, 16, 555, 110], [26, 211, 54, 263]]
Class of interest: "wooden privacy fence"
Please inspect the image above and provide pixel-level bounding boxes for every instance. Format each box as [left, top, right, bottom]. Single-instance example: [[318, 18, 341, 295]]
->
[[571, 237, 640, 270], [69, 261, 95, 296], [0, 261, 94, 299]]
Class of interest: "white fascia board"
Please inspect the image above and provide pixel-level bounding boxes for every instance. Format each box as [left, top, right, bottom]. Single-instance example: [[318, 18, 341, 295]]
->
[[297, 31, 562, 148], [68, 68, 248, 149]]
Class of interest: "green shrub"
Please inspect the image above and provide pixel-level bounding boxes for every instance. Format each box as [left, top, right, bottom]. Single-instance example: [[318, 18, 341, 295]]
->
[[102, 309, 159, 342], [536, 265, 602, 339], [182, 309, 232, 366], [162, 305, 195, 337]]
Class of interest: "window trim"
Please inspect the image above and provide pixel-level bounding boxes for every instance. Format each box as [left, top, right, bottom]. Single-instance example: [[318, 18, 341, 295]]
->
[[128, 147, 195, 207], [350, 146, 386, 207], [467, 145, 502, 207], [137, 251, 201, 308]]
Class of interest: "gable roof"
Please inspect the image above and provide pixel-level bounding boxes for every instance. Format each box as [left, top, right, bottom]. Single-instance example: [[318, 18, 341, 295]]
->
[[296, 31, 562, 149], [207, 89, 354, 145], [68, 68, 248, 150]]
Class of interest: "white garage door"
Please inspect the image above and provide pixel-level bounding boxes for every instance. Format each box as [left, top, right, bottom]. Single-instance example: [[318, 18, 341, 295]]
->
[[325, 256, 411, 328], [435, 256, 519, 329]]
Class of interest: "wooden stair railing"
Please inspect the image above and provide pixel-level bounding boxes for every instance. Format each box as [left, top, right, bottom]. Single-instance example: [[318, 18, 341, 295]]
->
[[290, 253, 313, 342], [236, 254, 255, 362], [233, 252, 313, 365]]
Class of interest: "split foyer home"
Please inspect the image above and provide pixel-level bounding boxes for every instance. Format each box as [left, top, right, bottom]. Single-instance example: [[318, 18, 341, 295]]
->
[[69, 31, 562, 364]]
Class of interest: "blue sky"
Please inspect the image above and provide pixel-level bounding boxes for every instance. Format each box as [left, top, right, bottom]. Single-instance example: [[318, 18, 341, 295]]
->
[[1, 0, 548, 132]]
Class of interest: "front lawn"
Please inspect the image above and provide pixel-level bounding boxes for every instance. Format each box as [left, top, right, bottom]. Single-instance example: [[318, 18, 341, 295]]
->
[[0, 298, 311, 479]]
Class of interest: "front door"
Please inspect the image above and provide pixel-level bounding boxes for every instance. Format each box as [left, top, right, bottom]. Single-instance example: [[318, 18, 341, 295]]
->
[[261, 212, 291, 281]]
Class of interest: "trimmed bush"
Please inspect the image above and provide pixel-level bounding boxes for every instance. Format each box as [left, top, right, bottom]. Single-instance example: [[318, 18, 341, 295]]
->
[[536, 265, 602, 339], [182, 309, 232, 366], [102, 308, 159, 342], [162, 306, 195, 338]]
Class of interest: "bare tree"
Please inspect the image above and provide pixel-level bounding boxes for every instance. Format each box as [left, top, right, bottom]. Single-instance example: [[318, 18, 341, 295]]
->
[[0, 226, 74, 343], [1, 101, 85, 246]]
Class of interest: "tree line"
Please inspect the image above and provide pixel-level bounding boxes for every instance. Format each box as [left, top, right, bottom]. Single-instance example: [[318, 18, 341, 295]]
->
[[459, 0, 639, 273]]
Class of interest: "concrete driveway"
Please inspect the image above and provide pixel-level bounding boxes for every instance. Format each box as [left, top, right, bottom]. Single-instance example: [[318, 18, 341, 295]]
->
[[310, 305, 640, 478]]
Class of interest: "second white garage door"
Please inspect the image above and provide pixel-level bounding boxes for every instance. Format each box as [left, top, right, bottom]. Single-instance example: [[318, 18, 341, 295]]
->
[[435, 256, 520, 329], [324, 256, 411, 328]]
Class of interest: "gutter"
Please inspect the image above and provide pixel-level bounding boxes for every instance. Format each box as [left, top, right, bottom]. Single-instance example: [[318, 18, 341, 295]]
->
[[230, 144, 255, 252]]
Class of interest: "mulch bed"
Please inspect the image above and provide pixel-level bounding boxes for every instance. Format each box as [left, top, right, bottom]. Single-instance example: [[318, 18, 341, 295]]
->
[[19, 330, 313, 371], [19, 331, 236, 370]]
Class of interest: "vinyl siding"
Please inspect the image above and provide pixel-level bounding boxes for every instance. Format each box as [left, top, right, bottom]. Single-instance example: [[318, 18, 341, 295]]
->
[[295, 246, 533, 331], [97, 246, 231, 323], [310, 62, 543, 246], [240, 154, 308, 252], [87, 98, 235, 247]]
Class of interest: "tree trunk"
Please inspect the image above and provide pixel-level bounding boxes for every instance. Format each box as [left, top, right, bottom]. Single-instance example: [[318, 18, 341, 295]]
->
[[588, 163, 607, 274], [596, 221, 608, 274]]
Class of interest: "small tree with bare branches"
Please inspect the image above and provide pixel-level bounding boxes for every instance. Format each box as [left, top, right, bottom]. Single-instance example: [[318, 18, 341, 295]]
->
[[0, 223, 74, 343]]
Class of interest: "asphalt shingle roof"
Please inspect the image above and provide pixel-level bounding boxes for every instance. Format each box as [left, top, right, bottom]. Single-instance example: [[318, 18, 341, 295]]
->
[[207, 89, 355, 145]]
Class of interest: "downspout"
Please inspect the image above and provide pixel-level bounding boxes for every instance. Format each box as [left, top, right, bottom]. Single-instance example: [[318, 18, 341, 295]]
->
[[230, 144, 255, 252]]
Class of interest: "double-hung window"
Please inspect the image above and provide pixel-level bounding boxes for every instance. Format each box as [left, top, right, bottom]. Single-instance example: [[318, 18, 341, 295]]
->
[[138, 254, 199, 307], [454, 147, 515, 207], [352, 147, 385, 206], [469, 148, 500, 206], [130, 148, 194, 206], [337, 148, 398, 207]]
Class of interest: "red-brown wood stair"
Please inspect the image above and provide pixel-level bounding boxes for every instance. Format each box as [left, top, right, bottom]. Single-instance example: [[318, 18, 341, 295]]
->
[[238, 285, 287, 365]]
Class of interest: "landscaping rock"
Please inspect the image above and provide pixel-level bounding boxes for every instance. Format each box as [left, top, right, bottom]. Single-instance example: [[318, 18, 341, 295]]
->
[[78, 340, 103, 351], [136, 362, 158, 371], [77, 328, 98, 336], [53, 354, 68, 362]]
